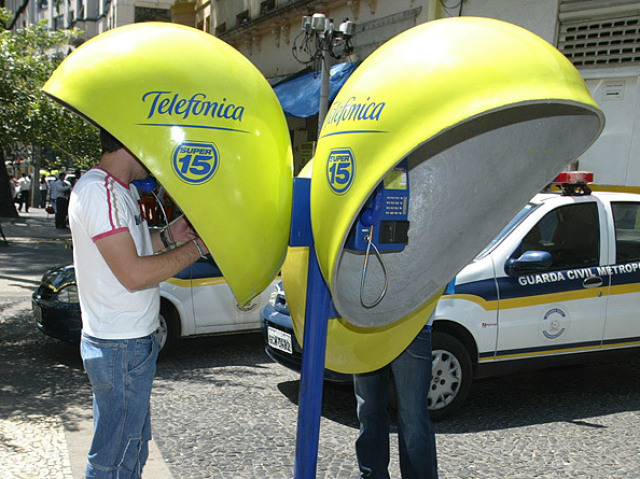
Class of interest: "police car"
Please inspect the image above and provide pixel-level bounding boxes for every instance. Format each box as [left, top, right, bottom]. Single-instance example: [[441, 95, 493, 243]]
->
[[263, 172, 640, 419], [33, 258, 278, 356]]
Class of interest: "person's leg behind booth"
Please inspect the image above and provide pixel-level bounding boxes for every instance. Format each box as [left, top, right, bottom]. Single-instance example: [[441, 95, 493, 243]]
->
[[390, 325, 438, 479], [354, 366, 392, 479]]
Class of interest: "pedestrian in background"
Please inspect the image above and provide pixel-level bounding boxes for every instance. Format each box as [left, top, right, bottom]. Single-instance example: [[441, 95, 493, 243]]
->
[[8, 175, 17, 201], [39, 175, 48, 208], [51, 173, 71, 229], [16, 172, 31, 213], [70, 128, 210, 478], [353, 320, 438, 479]]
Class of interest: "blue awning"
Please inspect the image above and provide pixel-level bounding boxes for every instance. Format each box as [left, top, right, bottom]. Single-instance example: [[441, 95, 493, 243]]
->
[[273, 62, 359, 118]]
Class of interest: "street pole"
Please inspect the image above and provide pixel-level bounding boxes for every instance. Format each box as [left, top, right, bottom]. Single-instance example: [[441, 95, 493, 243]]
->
[[296, 14, 355, 139], [317, 44, 331, 138]]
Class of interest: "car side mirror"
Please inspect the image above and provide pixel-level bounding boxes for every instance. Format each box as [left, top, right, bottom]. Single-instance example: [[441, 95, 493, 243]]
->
[[505, 250, 553, 276]]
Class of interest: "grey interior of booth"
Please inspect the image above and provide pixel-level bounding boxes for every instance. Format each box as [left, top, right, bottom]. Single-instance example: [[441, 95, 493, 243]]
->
[[331, 102, 603, 328]]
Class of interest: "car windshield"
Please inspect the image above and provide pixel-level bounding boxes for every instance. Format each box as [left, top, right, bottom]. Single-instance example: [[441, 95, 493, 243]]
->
[[473, 203, 539, 260]]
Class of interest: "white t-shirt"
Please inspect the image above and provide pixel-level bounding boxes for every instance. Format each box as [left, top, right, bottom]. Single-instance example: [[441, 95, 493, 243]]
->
[[51, 179, 70, 200], [18, 176, 31, 192], [69, 167, 159, 339]]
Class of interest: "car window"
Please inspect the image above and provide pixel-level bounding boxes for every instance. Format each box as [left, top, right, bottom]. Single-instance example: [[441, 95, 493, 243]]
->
[[611, 202, 640, 264], [515, 202, 600, 270], [475, 203, 538, 260]]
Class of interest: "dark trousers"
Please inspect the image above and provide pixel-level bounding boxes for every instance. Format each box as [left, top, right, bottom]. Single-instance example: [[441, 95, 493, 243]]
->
[[55, 197, 69, 228], [18, 190, 30, 212], [354, 325, 438, 479]]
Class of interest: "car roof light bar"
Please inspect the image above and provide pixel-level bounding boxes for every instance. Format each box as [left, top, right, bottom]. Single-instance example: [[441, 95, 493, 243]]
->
[[553, 170, 594, 196]]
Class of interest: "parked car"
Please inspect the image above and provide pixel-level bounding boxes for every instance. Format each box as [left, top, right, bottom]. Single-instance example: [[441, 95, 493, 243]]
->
[[262, 173, 640, 419], [261, 282, 351, 383], [32, 258, 278, 356]]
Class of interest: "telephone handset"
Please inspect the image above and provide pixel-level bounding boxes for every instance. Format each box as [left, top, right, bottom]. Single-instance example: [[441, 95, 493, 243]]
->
[[345, 160, 410, 308], [132, 176, 157, 193], [346, 159, 410, 253]]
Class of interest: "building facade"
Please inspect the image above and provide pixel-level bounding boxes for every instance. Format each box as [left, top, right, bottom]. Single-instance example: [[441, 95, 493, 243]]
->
[[4, 0, 173, 41], [5, 0, 640, 185]]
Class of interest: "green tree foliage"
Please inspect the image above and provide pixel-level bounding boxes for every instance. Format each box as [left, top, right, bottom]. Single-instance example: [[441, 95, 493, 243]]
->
[[0, 8, 99, 217]]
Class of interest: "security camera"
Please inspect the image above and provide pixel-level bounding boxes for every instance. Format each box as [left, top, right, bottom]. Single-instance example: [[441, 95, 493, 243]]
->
[[301, 15, 312, 31], [339, 20, 356, 37], [311, 13, 326, 31]]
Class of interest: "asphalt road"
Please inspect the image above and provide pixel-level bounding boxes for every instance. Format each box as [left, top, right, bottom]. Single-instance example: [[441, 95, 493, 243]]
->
[[2, 209, 640, 478]]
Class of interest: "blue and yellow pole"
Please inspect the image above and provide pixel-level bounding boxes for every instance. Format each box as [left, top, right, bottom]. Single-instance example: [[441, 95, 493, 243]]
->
[[289, 176, 331, 479], [293, 248, 331, 479]]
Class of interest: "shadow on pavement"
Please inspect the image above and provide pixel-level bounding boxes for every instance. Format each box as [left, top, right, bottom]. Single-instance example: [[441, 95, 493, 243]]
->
[[437, 356, 640, 434], [277, 379, 359, 430], [273, 351, 640, 435], [0, 309, 91, 433]]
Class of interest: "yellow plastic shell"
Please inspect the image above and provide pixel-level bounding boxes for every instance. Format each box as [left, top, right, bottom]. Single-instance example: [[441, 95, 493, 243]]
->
[[293, 17, 603, 373], [311, 16, 602, 325], [43, 23, 293, 305]]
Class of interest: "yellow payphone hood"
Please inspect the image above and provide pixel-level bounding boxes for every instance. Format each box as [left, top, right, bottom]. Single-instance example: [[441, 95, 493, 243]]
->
[[43, 23, 293, 305], [293, 17, 603, 373]]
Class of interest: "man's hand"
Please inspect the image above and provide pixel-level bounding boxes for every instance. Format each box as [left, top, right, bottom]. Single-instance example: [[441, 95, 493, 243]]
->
[[169, 216, 197, 243]]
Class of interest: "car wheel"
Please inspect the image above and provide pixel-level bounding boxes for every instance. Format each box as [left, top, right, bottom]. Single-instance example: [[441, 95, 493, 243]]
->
[[154, 301, 179, 358], [428, 331, 473, 421]]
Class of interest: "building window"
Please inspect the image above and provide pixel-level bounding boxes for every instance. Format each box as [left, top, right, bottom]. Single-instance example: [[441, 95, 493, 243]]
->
[[215, 22, 226, 36], [134, 6, 171, 23], [236, 10, 249, 27], [260, 0, 275, 16]]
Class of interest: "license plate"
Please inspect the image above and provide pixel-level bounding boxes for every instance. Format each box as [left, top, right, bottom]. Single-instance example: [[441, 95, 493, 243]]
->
[[268, 326, 293, 354]]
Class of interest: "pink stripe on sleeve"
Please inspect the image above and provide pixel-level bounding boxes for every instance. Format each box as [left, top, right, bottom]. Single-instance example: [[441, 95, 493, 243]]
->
[[93, 227, 129, 242]]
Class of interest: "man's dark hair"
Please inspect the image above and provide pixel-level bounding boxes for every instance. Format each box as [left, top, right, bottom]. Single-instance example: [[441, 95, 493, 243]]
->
[[100, 128, 125, 154]]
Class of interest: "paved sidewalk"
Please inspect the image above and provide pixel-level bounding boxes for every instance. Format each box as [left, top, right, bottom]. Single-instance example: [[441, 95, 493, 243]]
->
[[0, 207, 173, 479]]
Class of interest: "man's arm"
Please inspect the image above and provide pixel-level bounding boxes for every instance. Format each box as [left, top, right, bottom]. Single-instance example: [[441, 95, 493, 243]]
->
[[150, 216, 196, 253], [95, 230, 209, 291]]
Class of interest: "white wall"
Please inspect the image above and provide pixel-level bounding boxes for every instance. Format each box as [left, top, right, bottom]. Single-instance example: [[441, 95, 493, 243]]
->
[[460, 0, 560, 44], [579, 68, 640, 186]]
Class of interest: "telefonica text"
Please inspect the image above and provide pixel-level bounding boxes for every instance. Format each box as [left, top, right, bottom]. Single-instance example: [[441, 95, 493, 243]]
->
[[143, 91, 245, 121], [325, 96, 385, 127]]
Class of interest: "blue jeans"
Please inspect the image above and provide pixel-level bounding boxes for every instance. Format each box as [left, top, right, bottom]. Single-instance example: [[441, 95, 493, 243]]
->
[[354, 325, 438, 479], [81, 333, 158, 479]]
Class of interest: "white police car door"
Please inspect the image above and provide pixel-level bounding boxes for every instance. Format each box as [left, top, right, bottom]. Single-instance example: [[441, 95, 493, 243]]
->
[[189, 260, 266, 334], [602, 199, 640, 345], [495, 198, 609, 360]]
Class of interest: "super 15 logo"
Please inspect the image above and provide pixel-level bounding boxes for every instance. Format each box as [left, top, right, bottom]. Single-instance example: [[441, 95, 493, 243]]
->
[[326, 148, 355, 195], [173, 141, 219, 184]]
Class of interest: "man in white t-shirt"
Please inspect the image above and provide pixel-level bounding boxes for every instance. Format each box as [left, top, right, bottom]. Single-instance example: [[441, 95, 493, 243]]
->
[[17, 172, 31, 212], [69, 128, 210, 478]]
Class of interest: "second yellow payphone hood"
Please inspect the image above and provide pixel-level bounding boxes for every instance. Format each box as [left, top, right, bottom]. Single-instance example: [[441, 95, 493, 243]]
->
[[286, 17, 604, 373]]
